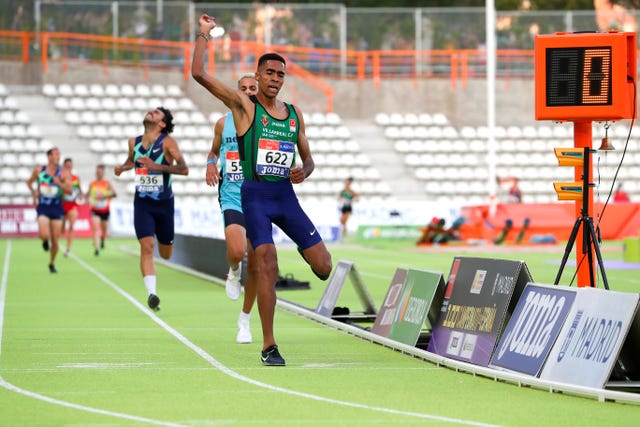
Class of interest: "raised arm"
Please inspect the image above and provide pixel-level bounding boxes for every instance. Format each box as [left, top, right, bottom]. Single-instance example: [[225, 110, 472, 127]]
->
[[191, 14, 254, 134]]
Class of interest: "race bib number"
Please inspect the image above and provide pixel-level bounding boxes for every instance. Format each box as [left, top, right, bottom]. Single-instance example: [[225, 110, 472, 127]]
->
[[256, 139, 294, 178], [39, 182, 59, 198], [92, 196, 108, 210], [225, 151, 243, 182], [135, 168, 164, 193]]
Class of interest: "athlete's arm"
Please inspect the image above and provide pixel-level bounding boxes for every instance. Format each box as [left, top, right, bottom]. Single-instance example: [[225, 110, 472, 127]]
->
[[114, 138, 136, 176], [76, 177, 85, 202], [58, 168, 73, 196], [191, 13, 253, 134], [106, 181, 117, 199], [289, 105, 314, 184], [145, 136, 189, 176], [26, 166, 40, 203], [206, 116, 224, 187]]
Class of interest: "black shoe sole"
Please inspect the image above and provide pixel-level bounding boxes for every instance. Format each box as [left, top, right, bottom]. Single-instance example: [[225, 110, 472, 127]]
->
[[147, 294, 160, 311]]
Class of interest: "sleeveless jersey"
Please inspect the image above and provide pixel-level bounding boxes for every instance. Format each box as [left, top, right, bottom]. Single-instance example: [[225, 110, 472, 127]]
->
[[340, 189, 355, 203], [88, 179, 111, 213], [219, 112, 243, 211], [37, 165, 63, 207], [238, 95, 298, 182], [133, 133, 173, 200], [62, 174, 80, 202]]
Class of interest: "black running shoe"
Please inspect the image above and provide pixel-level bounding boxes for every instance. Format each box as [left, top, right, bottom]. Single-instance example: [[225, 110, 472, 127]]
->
[[94, 249, 99, 256], [48, 264, 57, 273], [42, 240, 49, 251], [147, 294, 160, 311], [261, 344, 286, 366]]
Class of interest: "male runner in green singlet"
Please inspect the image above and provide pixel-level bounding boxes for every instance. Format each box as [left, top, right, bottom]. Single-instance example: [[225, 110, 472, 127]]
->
[[192, 13, 332, 366]]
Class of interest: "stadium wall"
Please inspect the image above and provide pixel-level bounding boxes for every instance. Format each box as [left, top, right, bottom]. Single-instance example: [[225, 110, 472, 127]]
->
[[0, 60, 535, 127]]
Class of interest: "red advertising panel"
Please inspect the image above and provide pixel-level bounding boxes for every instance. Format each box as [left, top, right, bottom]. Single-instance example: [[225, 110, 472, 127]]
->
[[0, 204, 92, 238]]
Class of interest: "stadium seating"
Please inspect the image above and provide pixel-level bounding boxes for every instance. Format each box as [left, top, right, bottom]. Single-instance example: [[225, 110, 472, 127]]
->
[[382, 112, 637, 203], [34, 84, 385, 203], [0, 87, 54, 204]]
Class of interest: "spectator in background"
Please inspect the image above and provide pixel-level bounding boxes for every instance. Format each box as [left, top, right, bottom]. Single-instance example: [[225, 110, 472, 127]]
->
[[26, 147, 72, 273], [61, 157, 84, 257], [114, 107, 189, 312], [11, 4, 24, 31], [497, 176, 522, 204], [338, 177, 358, 238], [508, 178, 522, 203], [416, 217, 445, 245], [614, 183, 630, 202], [87, 164, 117, 256], [416, 217, 464, 246]]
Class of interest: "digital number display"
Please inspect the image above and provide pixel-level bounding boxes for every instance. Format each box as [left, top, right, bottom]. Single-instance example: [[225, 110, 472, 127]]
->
[[534, 32, 635, 121], [545, 47, 612, 107]]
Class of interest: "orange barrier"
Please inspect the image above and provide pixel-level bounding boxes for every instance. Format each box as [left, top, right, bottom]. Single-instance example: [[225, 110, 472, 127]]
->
[[459, 202, 640, 244]]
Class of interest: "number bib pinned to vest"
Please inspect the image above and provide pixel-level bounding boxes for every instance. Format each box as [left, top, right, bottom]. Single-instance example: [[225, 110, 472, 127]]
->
[[135, 168, 164, 193], [256, 139, 295, 178], [225, 151, 244, 182]]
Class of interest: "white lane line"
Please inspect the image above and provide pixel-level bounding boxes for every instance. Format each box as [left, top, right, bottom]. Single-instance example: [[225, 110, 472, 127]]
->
[[72, 252, 504, 427], [0, 241, 191, 427]]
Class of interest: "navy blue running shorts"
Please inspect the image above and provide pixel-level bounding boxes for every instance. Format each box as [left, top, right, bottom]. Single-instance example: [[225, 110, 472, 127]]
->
[[134, 196, 175, 245], [241, 180, 322, 250], [36, 203, 64, 220]]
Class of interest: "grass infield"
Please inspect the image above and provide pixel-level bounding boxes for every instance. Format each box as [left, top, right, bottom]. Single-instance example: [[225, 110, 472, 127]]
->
[[1, 237, 639, 426]]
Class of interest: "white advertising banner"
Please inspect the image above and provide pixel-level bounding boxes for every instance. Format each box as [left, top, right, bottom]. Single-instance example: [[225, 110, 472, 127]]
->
[[539, 287, 639, 388], [109, 198, 461, 241], [110, 200, 225, 239]]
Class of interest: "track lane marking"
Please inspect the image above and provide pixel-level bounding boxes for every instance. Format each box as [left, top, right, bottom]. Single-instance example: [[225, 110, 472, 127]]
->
[[0, 240, 193, 427], [0, 240, 503, 426]]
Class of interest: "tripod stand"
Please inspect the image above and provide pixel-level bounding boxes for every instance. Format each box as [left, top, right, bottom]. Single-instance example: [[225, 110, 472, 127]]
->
[[554, 147, 610, 290]]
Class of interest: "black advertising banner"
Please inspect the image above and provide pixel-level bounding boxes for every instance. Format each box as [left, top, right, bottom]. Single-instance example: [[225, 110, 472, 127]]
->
[[427, 257, 532, 366], [490, 283, 577, 376]]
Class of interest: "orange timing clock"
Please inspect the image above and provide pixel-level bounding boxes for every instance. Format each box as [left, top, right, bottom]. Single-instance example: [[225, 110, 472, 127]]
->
[[535, 31, 636, 121]]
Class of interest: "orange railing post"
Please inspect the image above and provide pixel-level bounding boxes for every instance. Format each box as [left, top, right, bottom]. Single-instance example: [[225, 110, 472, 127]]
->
[[372, 52, 380, 89], [41, 33, 48, 72], [357, 51, 365, 80], [450, 51, 457, 89], [460, 51, 468, 88], [21, 32, 30, 63]]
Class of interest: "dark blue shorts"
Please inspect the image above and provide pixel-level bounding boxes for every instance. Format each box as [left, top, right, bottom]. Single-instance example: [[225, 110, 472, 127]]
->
[[91, 210, 110, 221], [223, 209, 246, 228], [36, 203, 64, 220], [241, 180, 322, 250], [134, 196, 175, 245]]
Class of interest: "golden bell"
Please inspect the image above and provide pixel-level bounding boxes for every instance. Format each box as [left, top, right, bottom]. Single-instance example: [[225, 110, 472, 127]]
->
[[598, 136, 615, 151]]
